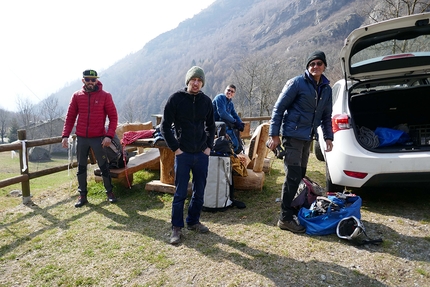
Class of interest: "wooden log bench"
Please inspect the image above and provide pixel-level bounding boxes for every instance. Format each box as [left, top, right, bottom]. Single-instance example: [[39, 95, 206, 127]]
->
[[233, 122, 270, 191], [94, 148, 160, 187]]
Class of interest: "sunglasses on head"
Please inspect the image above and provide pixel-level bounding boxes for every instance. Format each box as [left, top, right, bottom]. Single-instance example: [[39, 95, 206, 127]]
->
[[227, 89, 235, 93], [84, 78, 97, 82], [309, 61, 323, 68]]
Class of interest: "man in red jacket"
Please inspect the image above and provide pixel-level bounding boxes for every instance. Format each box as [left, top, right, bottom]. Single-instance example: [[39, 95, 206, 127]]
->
[[61, 69, 119, 207]]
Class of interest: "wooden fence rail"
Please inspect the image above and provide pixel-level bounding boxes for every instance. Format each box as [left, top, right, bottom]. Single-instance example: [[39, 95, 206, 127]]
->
[[0, 117, 274, 204], [0, 129, 81, 204]]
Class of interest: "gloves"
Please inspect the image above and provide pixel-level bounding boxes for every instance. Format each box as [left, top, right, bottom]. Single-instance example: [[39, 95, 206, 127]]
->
[[234, 121, 245, 132]]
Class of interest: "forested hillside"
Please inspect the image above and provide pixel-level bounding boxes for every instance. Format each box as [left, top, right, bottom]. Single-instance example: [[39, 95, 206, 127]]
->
[[42, 0, 428, 123]]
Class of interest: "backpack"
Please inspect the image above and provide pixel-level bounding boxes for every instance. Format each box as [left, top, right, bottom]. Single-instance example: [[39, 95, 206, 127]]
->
[[202, 156, 233, 212], [105, 134, 129, 169], [291, 176, 324, 210]]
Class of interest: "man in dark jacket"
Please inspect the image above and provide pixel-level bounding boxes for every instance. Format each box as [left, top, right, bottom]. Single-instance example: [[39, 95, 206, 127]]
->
[[61, 69, 119, 207], [161, 66, 215, 245], [267, 51, 333, 233], [212, 84, 245, 153]]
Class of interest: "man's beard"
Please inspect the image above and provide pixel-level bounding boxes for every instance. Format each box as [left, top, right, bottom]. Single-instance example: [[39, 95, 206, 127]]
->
[[85, 84, 96, 92]]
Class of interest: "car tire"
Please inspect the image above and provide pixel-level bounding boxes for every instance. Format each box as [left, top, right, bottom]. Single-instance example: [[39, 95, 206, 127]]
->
[[314, 140, 325, 162], [325, 163, 344, 192]]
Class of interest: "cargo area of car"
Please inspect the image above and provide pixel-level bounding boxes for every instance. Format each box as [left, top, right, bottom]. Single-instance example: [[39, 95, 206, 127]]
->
[[349, 85, 430, 152]]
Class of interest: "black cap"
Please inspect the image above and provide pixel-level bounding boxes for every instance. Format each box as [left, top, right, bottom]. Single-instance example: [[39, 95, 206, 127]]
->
[[306, 51, 327, 68], [83, 69, 99, 78]]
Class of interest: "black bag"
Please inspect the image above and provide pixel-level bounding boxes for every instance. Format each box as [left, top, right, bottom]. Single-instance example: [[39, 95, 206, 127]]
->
[[105, 134, 129, 169], [291, 176, 324, 210], [211, 136, 234, 156]]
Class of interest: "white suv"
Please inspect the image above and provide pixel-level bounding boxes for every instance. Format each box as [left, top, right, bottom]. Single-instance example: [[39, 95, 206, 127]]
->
[[315, 13, 430, 191]]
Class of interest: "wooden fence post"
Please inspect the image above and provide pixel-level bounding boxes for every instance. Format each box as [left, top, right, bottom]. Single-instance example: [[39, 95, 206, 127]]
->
[[18, 129, 31, 204]]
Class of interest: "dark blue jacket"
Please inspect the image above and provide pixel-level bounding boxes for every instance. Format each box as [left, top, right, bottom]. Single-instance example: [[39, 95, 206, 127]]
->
[[269, 71, 333, 141], [212, 94, 242, 125], [161, 88, 215, 153]]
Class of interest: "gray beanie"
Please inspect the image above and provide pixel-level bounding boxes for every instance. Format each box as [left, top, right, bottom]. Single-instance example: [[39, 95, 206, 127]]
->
[[306, 50, 327, 68], [185, 66, 205, 87]]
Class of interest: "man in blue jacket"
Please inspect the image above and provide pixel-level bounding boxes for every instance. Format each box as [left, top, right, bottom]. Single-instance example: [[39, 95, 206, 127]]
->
[[212, 84, 245, 153], [267, 51, 334, 233], [161, 66, 216, 244]]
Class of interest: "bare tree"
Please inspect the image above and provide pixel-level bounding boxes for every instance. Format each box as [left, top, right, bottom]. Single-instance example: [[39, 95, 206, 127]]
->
[[368, 0, 430, 23], [0, 108, 10, 143], [233, 53, 288, 118], [121, 96, 139, 123], [16, 96, 37, 138], [39, 95, 65, 141]]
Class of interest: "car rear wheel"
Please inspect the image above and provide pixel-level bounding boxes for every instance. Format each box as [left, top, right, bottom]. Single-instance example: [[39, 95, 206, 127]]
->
[[325, 163, 344, 192], [314, 140, 325, 162]]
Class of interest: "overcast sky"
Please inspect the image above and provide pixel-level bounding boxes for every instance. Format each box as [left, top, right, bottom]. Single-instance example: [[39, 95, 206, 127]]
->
[[0, 0, 216, 111]]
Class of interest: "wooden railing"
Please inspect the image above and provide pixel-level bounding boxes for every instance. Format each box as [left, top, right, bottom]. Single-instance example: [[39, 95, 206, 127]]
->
[[0, 117, 274, 204], [0, 130, 83, 204]]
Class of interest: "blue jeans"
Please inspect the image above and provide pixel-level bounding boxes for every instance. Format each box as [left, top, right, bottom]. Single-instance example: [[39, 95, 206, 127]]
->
[[171, 151, 209, 228]]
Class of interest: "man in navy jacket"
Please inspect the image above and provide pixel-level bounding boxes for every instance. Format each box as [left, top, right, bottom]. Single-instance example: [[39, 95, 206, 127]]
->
[[267, 51, 333, 233]]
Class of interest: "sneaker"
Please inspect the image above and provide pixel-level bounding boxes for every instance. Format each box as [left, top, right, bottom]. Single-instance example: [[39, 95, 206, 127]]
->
[[187, 222, 209, 233], [75, 195, 88, 208], [170, 226, 182, 245], [277, 218, 306, 233], [106, 191, 118, 203]]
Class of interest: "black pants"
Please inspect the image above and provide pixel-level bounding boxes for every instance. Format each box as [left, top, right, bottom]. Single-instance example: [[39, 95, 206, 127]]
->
[[76, 136, 113, 194], [280, 137, 312, 221]]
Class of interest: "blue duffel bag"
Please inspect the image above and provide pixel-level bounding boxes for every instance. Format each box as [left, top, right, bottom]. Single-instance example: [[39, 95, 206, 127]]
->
[[297, 195, 362, 236]]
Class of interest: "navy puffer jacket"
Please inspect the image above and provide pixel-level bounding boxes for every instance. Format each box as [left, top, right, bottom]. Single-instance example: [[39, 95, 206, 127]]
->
[[269, 72, 333, 141]]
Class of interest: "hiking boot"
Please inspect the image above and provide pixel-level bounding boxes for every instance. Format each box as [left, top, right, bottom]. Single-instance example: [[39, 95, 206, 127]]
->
[[277, 218, 306, 233], [187, 222, 209, 233], [170, 226, 182, 245], [75, 195, 88, 208], [106, 191, 118, 203]]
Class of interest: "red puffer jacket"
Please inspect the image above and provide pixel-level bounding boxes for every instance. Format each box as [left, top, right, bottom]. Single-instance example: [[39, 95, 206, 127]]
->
[[62, 81, 118, 139]]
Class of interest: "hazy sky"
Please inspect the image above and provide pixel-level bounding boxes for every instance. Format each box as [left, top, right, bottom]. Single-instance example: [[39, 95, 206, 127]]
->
[[0, 0, 215, 111]]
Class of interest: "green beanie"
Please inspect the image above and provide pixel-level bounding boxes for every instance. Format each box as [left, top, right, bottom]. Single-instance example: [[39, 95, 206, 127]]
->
[[185, 66, 205, 87]]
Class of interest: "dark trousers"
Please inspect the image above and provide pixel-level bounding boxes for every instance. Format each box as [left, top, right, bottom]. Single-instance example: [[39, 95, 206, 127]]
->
[[172, 151, 209, 228], [280, 137, 312, 221], [76, 136, 113, 194]]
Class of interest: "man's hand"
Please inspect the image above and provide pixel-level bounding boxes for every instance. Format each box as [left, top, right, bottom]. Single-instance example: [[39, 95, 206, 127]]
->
[[203, 147, 211, 156], [101, 137, 112, 148], [61, 138, 69, 148], [234, 121, 245, 131], [266, 136, 280, 150], [325, 139, 333, 152]]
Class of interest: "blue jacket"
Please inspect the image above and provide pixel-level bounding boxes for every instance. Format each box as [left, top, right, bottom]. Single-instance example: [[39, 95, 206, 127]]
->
[[212, 94, 242, 125], [161, 88, 215, 153], [269, 71, 333, 141]]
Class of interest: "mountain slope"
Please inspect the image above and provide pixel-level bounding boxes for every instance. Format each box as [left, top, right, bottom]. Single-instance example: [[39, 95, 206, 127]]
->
[[54, 0, 373, 122]]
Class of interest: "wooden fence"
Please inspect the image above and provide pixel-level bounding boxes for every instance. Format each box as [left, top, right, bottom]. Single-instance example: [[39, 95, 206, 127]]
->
[[0, 117, 273, 204], [0, 130, 83, 204]]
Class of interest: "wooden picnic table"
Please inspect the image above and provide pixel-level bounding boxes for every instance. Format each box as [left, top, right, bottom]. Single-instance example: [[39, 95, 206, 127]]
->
[[126, 138, 175, 186]]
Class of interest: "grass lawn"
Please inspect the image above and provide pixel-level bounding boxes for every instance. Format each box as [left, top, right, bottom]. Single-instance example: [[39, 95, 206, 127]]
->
[[0, 151, 429, 287]]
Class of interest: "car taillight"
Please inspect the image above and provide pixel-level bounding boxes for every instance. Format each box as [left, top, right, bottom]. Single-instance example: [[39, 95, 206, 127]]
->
[[344, 170, 367, 179], [332, 114, 350, 133]]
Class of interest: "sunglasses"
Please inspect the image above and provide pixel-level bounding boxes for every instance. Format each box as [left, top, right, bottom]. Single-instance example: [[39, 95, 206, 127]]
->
[[84, 78, 97, 82], [309, 61, 323, 68], [227, 89, 235, 93]]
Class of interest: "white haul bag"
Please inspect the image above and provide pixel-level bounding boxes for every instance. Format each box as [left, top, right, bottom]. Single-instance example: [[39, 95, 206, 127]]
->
[[203, 156, 232, 209]]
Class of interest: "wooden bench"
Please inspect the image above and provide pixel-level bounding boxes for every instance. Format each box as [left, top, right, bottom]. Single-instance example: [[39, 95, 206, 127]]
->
[[233, 122, 270, 191], [94, 121, 161, 187], [95, 148, 160, 187]]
